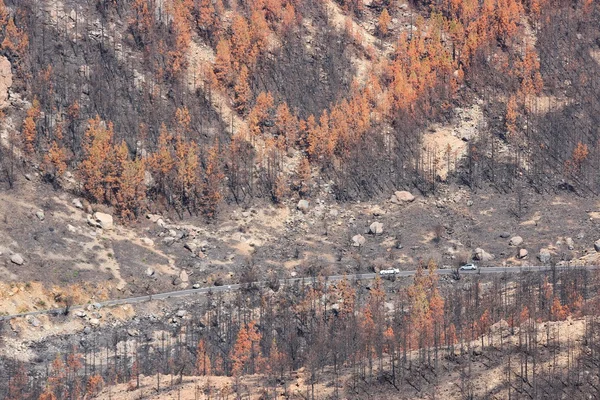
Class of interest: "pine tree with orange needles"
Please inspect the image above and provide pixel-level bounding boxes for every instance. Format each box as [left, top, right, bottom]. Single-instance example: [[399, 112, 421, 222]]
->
[[231, 323, 252, 377], [248, 91, 274, 139], [22, 97, 41, 155], [214, 39, 232, 85], [168, 0, 193, 78], [196, 0, 215, 33], [234, 65, 251, 115], [0, 0, 8, 26], [38, 390, 56, 400], [196, 339, 211, 375], [114, 141, 146, 219], [296, 154, 312, 198], [43, 124, 68, 182], [201, 140, 224, 219], [275, 102, 298, 148], [230, 14, 251, 68], [2, 17, 29, 60], [79, 116, 116, 203], [377, 8, 391, 37], [550, 296, 569, 321], [86, 374, 104, 397]]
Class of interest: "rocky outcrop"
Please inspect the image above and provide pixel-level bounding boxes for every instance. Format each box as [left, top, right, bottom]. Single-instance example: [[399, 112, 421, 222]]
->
[[0, 56, 12, 109]]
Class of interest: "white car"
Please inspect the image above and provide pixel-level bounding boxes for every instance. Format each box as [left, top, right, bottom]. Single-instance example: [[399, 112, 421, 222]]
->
[[459, 263, 478, 271], [379, 268, 400, 275]]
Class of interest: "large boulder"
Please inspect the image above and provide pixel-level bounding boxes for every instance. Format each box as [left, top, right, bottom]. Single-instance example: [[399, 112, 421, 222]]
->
[[538, 248, 552, 264], [392, 191, 415, 203], [509, 236, 523, 246], [352, 234, 366, 247], [94, 212, 113, 230], [35, 210, 45, 221], [473, 248, 494, 262], [88, 212, 114, 230], [10, 254, 24, 265], [369, 222, 384, 235], [297, 199, 309, 212], [72, 198, 84, 210], [519, 249, 528, 259], [594, 240, 600, 252], [566, 237, 574, 250]]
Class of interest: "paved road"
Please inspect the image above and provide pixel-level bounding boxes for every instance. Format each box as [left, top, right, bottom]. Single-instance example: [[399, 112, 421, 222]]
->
[[1, 265, 596, 321]]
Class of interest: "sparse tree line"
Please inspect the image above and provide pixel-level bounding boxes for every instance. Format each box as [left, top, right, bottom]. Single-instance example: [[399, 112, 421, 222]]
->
[[1, 265, 599, 399], [0, 0, 596, 219]]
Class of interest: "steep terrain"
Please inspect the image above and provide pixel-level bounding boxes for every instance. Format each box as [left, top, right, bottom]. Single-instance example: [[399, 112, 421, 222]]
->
[[0, 0, 600, 398]]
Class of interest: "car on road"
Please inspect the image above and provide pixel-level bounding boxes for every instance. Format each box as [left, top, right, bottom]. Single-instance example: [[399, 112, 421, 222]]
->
[[459, 263, 478, 271], [379, 268, 400, 275]]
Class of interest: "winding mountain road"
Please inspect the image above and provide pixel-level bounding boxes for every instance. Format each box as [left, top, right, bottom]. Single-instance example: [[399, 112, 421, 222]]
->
[[1, 265, 596, 321]]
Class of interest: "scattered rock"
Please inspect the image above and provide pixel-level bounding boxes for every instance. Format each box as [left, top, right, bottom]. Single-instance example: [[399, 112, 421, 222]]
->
[[393, 191, 415, 203], [67, 224, 77, 233], [141, 238, 154, 246], [72, 198, 84, 209], [538, 248, 552, 264], [156, 218, 166, 228], [26, 316, 41, 327], [566, 237, 574, 250], [473, 248, 494, 262], [509, 236, 523, 246], [35, 210, 45, 221], [145, 267, 155, 277], [180, 270, 189, 283], [500, 232, 511, 238], [352, 234, 366, 247], [369, 222, 383, 235], [297, 199, 309, 212], [83, 326, 92, 335], [176, 309, 187, 318], [172, 277, 182, 286], [75, 310, 87, 318], [192, 283, 201, 289], [86, 214, 100, 228], [10, 254, 24, 265], [146, 214, 161, 223], [127, 329, 139, 337], [89, 318, 100, 326], [370, 206, 385, 216], [466, 200, 474, 207], [519, 249, 528, 259], [595, 240, 600, 252], [162, 237, 176, 246]]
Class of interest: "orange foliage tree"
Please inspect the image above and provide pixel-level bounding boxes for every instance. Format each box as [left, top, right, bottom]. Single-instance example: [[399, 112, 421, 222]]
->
[[200, 140, 224, 219], [79, 116, 116, 203], [377, 8, 391, 37], [22, 97, 41, 155]]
